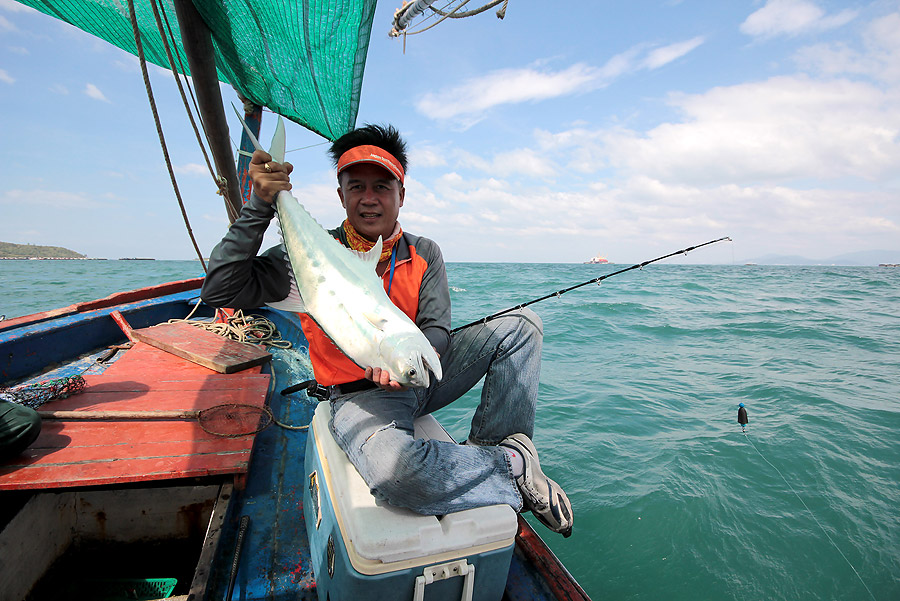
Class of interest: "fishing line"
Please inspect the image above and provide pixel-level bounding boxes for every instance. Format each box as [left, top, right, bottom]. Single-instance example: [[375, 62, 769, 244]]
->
[[742, 432, 876, 601], [451, 236, 732, 333]]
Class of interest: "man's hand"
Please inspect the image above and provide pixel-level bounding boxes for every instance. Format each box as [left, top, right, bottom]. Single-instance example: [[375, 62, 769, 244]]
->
[[364, 367, 407, 392], [249, 150, 294, 204]]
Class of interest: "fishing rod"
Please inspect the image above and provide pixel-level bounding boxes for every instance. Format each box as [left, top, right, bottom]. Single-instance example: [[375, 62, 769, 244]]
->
[[451, 236, 732, 333]]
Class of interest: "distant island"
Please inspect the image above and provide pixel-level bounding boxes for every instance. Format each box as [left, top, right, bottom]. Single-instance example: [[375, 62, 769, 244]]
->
[[740, 250, 900, 266], [0, 241, 93, 259]]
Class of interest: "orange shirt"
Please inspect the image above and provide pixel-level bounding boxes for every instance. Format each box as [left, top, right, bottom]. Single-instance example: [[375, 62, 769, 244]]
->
[[298, 241, 431, 386]]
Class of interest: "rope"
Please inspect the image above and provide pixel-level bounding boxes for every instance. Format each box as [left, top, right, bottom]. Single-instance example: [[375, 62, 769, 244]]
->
[[401, 0, 470, 35], [743, 433, 876, 601], [168, 304, 292, 349], [394, 0, 508, 37], [429, 0, 506, 18], [125, 0, 209, 272], [149, 0, 221, 206]]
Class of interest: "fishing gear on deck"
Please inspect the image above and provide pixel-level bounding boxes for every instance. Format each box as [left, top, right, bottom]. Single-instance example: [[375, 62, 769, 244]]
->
[[0, 375, 86, 409], [38, 403, 309, 436], [451, 236, 732, 333]]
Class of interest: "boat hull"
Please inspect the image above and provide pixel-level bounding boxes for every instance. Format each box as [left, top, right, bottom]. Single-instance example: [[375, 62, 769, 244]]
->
[[0, 281, 590, 601]]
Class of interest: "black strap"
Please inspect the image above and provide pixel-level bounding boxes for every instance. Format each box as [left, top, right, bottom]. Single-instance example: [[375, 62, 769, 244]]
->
[[281, 378, 375, 399], [333, 379, 377, 395]]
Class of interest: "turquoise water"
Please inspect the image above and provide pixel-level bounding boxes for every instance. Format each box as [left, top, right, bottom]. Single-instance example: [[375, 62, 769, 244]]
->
[[2, 260, 899, 600]]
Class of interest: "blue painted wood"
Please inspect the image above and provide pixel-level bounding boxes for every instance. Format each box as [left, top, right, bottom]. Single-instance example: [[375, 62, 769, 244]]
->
[[204, 308, 320, 600], [0, 293, 214, 385]]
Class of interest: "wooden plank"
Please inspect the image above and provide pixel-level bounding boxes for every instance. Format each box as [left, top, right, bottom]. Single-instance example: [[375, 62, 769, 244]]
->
[[42, 375, 271, 412], [130, 322, 271, 373], [100, 341, 263, 379], [0, 450, 252, 490], [0, 344, 271, 490]]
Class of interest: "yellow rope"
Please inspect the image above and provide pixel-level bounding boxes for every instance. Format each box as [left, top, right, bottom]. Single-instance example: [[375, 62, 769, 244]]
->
[[168, 305, 292, 349]]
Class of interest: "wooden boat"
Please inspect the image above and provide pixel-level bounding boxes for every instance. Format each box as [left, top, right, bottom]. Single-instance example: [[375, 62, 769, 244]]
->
[[0, 284, 589, 600]]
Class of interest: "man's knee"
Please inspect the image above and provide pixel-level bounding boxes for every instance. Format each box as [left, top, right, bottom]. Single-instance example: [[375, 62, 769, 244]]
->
[[513, 308, 543, 335], [362, 432, 432, 506], [0, 402, 42, 460]]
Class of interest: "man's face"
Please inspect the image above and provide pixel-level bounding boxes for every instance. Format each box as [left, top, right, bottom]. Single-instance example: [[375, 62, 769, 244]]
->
[[338, 162, 405, 242]]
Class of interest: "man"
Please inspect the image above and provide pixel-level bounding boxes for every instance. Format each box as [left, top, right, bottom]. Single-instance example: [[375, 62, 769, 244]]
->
[[201, 124, 573, 536]]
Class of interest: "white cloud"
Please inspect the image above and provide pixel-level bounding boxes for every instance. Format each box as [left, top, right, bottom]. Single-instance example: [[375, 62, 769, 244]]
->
[[794, 12, 900, 83], [0, 14, 14, 32], [174, 163, 210, 176], [0, 68, 13, 84], [415, 37, 705, 124], [740, 0, 856, 38], [641, 37, 705, 69], [8, 45, 28, 55], [84, 83, 110, 102], [416, 63, 600, 122], [488, 148, 557, 178], [410, 145, 448, 168], [48, 83, 69, 95], [580, 76, 900, 186]]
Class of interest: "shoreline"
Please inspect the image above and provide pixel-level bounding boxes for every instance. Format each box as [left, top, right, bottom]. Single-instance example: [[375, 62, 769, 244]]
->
[[0, 257, 107, 260]]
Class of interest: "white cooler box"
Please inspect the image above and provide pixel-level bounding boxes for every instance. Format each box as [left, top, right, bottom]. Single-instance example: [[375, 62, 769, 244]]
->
[[304, 402, 518, 601]]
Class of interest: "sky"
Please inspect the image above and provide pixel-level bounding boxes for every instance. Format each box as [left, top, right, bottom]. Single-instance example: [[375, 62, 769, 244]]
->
[[1, 0, 899, 263]]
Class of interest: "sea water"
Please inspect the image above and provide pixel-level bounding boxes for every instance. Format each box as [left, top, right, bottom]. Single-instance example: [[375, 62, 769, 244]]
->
[[2, 260, 898, 600]]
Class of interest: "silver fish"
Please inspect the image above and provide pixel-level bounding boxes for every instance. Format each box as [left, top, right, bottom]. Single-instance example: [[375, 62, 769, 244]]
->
[[238, 112, 442, 387]]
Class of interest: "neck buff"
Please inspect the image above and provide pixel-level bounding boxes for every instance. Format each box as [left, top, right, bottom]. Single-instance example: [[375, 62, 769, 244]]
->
[[343, 220, 403, 263]]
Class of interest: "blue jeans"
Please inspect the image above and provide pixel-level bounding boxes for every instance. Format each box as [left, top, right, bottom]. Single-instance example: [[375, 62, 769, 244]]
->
[[329, 309, 543, 515]]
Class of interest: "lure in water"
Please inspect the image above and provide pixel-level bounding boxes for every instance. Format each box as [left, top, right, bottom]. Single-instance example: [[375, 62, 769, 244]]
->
[[738, 402, 748, 432]]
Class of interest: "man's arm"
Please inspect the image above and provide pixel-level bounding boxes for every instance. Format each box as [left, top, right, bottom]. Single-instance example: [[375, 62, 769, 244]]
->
[[200, 193, 292, 309]]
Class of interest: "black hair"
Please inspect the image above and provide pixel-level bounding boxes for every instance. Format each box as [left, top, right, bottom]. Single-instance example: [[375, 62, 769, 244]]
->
[[328, 124, 409, 174]]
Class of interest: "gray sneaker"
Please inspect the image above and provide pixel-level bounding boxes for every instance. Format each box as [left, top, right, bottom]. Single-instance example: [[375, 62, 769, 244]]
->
[[500, 433, 574, 537]]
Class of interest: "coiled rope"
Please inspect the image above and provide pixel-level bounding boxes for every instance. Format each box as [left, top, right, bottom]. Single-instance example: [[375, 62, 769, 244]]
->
[[168, 302, 292, 349]]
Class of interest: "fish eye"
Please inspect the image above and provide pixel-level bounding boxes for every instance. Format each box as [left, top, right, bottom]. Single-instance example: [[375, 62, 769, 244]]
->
[[408, 368, 417, 377]]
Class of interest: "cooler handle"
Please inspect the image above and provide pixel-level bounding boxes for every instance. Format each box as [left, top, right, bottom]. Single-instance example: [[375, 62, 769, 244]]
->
[[413, 559, 475, 601]]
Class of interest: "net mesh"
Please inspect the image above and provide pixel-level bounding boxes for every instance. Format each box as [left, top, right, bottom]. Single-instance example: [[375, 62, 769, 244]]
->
[[198, 403, 273, 437], [0, 375, 86, 409], [15, 0, 377, 140]]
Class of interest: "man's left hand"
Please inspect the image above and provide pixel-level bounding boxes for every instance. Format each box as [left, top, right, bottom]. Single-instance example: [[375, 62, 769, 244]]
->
[[365, 367, 407, 392]]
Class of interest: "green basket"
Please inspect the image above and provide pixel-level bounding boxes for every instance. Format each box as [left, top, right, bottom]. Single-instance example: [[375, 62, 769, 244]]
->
[[70, 577, 177, 600]]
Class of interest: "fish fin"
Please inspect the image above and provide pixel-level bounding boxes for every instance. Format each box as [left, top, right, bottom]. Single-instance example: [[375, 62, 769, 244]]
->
[[362, 311, 388, 331], [266, 291, 306, 313], [349, 236, 383, 268], [269, 116, 286, 164], [266, 234, 306, 313], [423, 349, 443, 382], [231, 103, 263, 152]]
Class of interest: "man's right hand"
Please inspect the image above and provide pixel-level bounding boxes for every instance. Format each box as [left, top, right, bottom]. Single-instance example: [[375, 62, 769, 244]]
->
[[249, 150, 294, 204]]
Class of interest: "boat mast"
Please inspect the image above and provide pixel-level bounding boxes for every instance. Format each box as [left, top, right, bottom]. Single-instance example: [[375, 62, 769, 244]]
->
[[172, 0, 242, 222]]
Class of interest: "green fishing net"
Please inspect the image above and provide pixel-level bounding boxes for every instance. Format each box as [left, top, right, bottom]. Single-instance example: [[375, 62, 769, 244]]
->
[[15, 0, 376, 141]]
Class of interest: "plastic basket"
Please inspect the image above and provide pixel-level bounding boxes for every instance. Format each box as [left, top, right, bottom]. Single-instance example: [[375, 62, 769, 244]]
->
[[71, 577, 178, 600]]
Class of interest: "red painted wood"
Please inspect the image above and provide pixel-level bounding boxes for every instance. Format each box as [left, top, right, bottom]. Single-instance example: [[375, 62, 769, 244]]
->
[[0, 340, 270, 490], [75, 277, 204, 311], [102, 341, 264, 378], [0, 277, 204, 331], [109, 310, 137, 342], [130, 322, 271, 373]]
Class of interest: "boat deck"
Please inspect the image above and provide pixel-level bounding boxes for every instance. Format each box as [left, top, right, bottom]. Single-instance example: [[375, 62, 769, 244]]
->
[[0, 340, 270, 490]]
